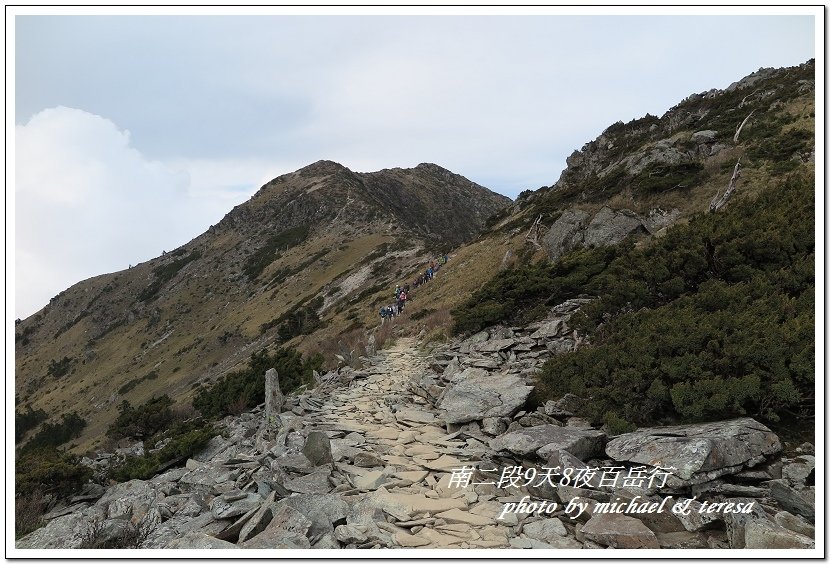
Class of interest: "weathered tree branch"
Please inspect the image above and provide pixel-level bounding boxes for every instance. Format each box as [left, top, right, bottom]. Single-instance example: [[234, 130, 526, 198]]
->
[[525, 214, 543, 249], [709, 158, 742, 213], [734, 110, 755, 144]]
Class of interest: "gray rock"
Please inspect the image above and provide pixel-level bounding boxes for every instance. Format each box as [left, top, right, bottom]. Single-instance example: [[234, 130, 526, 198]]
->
[[192, 435, 230, 463], [529, 319, 565, 340], [582, 206, 648, 248], [545, 339, 575, 355], [264, 368, 283, 437], [466, 331, 490, 345], [722, 498, 767, 549], [466, 358, 501, 369], [210, 494, 262, 520], [237, 501, 277, 543], [605, 418, 781, 483], [334, 523, 369, 544], [655, 531, 709, 549], [438, 368, 532, 424], [768, 480, 815, 521], [673, 499, 722, 532], [16, 512, 92, 549], [744, 519, 814, 549], [166, 531, 239, 549], [277, 493, 348, 538], [691, 130, 718, 142], [142, 513, 225, 548], [522, 517, 568, 542], [774, 511, 815, 538], [782, 455, 815, 487], [490, 425, 606, 460], [241, 527, 311, 549], [303, 430, 334, 466], [476, 338, 516, 353], [581, 514, 659, 549], [353, 451, 385, 467], [481, 417, 508, 436], [265, 504, 314, 537], [542, 209, 591, 261], [284, 467, 333, 494]]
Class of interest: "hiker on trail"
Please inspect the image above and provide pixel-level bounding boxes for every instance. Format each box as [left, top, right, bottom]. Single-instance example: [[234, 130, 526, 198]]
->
[[379, 306, 389, 324], [395, 285, 401, 300], [398, 290, 407, 313], [427, 266, 434, 280]]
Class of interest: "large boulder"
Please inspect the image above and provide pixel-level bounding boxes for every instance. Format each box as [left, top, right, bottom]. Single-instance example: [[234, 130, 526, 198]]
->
[[489, 425, 606, 460], [744, 519, 815, 549], [542, 209, 590, 261], [605, 418, 781, 484], [582, 206, 648, 248], [438, 368, 532, 424]]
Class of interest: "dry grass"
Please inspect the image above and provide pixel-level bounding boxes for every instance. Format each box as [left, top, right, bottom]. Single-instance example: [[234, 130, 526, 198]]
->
[[15, 491, 47, 539]]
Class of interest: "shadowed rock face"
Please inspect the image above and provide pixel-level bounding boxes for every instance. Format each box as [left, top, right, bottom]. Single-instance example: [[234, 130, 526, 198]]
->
[[542, 206, 649, 261]]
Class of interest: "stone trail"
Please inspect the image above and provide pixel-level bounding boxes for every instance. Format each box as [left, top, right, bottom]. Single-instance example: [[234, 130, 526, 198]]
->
[[17, 303, 817, 551]]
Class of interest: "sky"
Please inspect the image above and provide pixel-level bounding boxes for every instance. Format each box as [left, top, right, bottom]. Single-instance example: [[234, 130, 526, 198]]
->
[[11, 9, 818, 319]]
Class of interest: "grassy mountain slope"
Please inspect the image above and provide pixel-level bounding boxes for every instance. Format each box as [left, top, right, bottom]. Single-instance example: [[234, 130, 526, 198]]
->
[[14, 161, 509, 451]]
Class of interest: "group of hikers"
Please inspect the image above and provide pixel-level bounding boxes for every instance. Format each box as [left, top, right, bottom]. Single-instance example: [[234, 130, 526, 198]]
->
[[379, 255, 449, 321]]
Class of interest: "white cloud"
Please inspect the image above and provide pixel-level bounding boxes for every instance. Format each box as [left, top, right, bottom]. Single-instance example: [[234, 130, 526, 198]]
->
[[14, 107, 259, 318]]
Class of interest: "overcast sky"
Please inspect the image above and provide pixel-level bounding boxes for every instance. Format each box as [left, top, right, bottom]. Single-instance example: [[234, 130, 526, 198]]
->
[[12, 10, 817, 318]]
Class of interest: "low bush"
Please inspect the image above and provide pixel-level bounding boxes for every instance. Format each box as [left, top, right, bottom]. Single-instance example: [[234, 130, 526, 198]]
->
[[243, 225, 310, 280], [15, 405, 47, 442], [47, 356, 72, 378], [138, 250, 201, 302], [22, 412, 86, 452], [106, 396, 174, 441], [16, 447, 92, 499], [109, 419, 217, 482], [193, 346, 322, 419]]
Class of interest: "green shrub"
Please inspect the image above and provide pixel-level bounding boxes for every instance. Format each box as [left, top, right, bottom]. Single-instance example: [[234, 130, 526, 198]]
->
[[243, 225, 310, 280], [15, 405, 47, 442], [47, 356, 72, 378], [106, 396, 174, 441], [451, 245, 618, 335], [193, 346, 323, 419], [138, 250, 202, 302], [261, 295, 325, 339], [109, 419, 217, 482], [631, 162, 705, 194], [16, 447, 92, 498], [117, 371, 159, 395], [22, 412, 86, 452]]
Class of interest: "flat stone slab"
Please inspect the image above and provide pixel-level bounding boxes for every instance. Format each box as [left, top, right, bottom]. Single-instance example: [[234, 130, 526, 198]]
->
[[489, 425, 606, 460], [581, 514, 660, 549], [381, 493, 467, 517], [396, 409, 436, 424], [605, 417, 782, 481], [436, 508, 495, 526]]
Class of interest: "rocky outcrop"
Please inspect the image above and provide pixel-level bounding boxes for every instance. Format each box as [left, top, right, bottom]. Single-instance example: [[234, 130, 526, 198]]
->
[[541, 210, 590, 261], [542, 206, 651, 261]]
